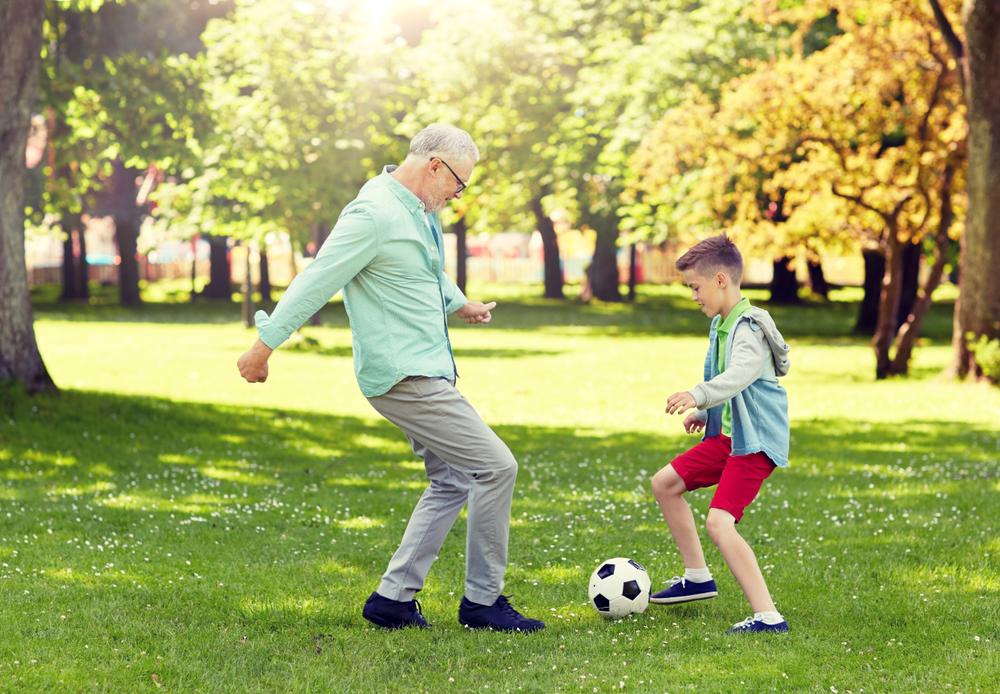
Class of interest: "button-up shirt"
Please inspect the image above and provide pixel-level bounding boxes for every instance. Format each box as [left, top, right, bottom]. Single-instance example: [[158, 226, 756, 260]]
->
[[254, 166, 467, 396]]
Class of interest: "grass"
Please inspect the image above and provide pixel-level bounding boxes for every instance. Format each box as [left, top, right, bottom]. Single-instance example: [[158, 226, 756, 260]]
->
[[2, 282, 997, 692]]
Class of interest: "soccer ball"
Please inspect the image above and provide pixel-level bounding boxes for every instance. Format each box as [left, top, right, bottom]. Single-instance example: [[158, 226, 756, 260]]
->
[[588, 557, 651, 618]]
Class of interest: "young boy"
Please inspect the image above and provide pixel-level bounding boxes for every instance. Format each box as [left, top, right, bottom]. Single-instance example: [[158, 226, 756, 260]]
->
[[650, 234, 791, 634]]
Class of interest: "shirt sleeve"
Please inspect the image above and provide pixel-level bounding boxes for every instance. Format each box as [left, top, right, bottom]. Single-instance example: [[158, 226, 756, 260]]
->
[[254, 205, 378, 349], [440, 272, 467, 313], [689, 322, 769, 410]]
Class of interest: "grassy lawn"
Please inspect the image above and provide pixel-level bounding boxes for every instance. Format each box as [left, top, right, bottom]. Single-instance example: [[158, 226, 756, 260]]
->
[[2, 283, 997, 692]]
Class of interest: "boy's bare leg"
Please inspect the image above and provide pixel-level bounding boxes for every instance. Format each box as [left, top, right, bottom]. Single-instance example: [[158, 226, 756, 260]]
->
[[651, 465, 707, 569], [705, 508, 776, 613]]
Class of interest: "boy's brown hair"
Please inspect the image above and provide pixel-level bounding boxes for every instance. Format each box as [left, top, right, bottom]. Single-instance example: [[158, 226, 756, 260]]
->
[[675, 234, 743, 283]]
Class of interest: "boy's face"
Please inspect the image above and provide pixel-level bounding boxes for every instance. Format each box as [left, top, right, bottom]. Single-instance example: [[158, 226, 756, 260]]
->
[[682, 267, 728, 318]]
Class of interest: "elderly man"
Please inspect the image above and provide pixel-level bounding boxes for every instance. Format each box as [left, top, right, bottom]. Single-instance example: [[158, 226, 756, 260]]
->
[[237, 124, 543, 632]]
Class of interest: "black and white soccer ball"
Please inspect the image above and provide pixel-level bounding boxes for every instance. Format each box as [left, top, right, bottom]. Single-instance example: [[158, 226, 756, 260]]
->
[[588, 557, 651, 618]]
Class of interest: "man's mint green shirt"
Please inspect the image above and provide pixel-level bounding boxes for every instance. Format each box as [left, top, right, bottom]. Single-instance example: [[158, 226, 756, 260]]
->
[[254, 166, 467, 397], [716, 297, 752, 436]]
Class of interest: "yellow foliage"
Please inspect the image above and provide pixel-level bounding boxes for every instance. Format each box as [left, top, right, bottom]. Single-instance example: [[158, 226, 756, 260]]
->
[[632, 0, 967, 256]]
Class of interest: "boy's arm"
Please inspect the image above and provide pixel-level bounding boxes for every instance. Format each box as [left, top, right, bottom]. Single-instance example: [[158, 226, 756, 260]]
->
[[689, 324, 769, 410]]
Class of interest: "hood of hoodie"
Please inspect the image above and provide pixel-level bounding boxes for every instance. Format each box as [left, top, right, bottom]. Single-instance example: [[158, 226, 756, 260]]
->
[[745, 307, 791, 377]]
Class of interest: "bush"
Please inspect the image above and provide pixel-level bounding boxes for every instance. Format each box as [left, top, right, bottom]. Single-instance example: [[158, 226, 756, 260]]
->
[[969, 333, 1000, 384]]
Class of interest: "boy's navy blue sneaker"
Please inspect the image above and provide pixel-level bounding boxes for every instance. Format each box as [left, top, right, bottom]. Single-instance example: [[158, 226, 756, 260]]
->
[[458, 595, 545, 632], [362, 591, 430, 629], [725, 616, 789, 634], [649, 576, 718, 604]]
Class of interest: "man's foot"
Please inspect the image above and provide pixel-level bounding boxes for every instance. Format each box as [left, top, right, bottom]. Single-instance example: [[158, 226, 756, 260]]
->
[[458, 595, 545, 632], [362, 591, 430, 629], [649, 576, 718, 604], [725, 616, 789, 634]]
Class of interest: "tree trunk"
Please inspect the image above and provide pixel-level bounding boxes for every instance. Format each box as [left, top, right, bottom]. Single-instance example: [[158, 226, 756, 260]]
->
[[452, 216, 468, 295], [627, 243, 637, 302], [204, 235, 231, 299], [242, 243, 253, 328], [530, 195, 564, 299], [76, 225, 89, 299], [0, 0, 56, 394], [259, 246, 272, 304], [589, 224, 622, 302], [873, 235, 904, 379], [892, 164, 957, 375], [855, 248, 884, 335], [103, 159, 143, 306], [60, 229, 77, 300], [769, 256, 800, 304], [896, 241, 921, 330], [190, 235, 198, 301], [308, 223, 328, 325], [807, 259, 829, 299], [952, 0, 1000, 378], [114, 213, 141, 306]]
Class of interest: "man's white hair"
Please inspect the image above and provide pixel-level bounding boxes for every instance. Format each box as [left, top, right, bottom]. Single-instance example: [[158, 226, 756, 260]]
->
[[409, 123, 480, 163]]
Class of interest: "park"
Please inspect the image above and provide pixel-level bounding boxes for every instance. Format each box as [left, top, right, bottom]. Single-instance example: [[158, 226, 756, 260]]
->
[[1, 0, 998, 692]]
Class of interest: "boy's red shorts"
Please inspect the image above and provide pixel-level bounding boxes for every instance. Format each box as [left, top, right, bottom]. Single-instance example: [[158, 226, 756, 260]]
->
[[669, 434, 775, 523]]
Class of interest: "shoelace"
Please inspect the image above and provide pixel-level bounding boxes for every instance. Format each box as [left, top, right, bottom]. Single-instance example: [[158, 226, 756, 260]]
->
[[665, 576, 686, 588], [731, 616, 756, 630], [495, 595, 531, 622]]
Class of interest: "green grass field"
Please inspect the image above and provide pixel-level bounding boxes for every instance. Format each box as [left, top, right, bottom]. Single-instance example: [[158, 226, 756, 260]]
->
[[2, 283, 997, 692]]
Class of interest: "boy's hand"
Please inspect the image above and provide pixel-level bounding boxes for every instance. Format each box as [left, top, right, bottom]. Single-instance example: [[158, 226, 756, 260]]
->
[[683, 413, 705, 434], [665, 391, 697, 415]]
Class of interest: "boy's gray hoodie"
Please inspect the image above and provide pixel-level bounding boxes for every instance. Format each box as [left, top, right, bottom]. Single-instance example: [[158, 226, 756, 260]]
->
[[690, 307, 791, 467]]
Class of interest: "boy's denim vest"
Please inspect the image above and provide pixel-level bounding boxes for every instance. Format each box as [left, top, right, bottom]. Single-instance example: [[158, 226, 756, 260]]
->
[[703, 314, 790, 468]]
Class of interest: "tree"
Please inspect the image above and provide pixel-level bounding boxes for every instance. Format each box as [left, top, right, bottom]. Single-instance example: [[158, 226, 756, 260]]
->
[[1, 0, 55, 394], [36, 0, 229, 306], [633, 1, 966, 379], [561, 0, 777, 301], [930, 0, 1000, 380]]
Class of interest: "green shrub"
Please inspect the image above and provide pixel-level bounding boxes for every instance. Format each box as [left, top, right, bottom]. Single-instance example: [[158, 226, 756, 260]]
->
[[969, 333, 1000, 383]]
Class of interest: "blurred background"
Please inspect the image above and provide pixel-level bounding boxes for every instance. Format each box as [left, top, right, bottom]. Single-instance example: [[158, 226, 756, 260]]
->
[[3, 0, 999, 387]]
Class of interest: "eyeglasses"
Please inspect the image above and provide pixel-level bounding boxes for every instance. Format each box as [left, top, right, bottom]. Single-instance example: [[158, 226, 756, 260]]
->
[[433, 157, 467, 195]]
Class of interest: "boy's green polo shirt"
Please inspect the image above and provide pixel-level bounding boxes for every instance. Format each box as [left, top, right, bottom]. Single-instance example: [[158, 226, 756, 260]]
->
[[717, 297, 752, 436], [254, 166, 467, 397]]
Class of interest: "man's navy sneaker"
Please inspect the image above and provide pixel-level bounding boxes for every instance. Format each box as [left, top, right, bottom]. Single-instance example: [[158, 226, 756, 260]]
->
[[649, 576, 718, 604], [362, 591, 430, 629], [725, 616, 789, 634], [458, 595, 545, 632]]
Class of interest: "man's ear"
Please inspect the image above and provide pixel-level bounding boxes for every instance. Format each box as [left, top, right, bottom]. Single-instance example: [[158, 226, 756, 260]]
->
[[715, 270, 728, 288]]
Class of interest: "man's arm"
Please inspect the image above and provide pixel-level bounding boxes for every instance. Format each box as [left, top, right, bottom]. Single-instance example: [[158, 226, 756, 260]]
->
[[237, 205, 377, 383]]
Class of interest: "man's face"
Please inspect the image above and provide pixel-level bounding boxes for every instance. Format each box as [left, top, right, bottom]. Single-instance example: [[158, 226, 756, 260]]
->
[[425, 156, 474, 213], [682, 267, 727, 318]]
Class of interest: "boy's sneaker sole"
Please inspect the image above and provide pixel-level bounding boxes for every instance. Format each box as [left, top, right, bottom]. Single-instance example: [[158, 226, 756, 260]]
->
[[649, 590, 718, 605]]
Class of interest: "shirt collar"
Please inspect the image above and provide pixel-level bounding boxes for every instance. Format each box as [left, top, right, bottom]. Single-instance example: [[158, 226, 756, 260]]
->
[[718, 297, 752, 333], [381, 165, 427, 215]]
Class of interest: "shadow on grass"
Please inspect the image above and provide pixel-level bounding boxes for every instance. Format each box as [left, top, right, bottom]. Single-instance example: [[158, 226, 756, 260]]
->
[[31, 281, 956, 343], [0, 386, 995, 673]]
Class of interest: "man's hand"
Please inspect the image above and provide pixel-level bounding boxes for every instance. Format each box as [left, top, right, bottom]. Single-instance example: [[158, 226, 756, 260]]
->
[[237, 339, 273, 383], [683, 412, 705, 434], [455, 300, 496, 324], [665, 391, 697, 415]]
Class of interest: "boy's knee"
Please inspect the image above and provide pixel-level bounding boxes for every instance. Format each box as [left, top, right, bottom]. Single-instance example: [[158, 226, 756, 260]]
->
[[651, 465, 684, 498], [705, 508, 736, 542]]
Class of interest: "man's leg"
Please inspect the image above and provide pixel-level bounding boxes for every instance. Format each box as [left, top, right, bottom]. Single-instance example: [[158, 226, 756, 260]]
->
[[376, 438, 470, 601], [368, 377, 517, 605]]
